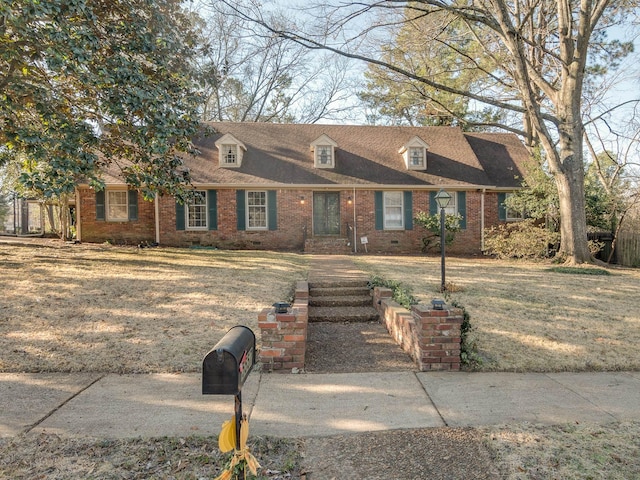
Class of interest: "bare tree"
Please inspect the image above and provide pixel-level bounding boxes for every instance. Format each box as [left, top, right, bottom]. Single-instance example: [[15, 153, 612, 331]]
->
[[192, 3, 358, 123], [584, 102, 640, 261], [220, 0, 639, 264]]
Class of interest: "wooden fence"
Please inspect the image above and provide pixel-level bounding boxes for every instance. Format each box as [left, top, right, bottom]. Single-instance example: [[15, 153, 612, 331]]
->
[[616, 232, 640, 267]]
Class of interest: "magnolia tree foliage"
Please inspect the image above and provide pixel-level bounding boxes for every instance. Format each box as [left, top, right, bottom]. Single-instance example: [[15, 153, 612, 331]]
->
[[0, 0, 204, 204]]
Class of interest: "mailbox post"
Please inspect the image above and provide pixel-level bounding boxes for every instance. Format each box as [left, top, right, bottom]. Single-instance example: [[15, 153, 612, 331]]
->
[[202, 325, 256, 456]]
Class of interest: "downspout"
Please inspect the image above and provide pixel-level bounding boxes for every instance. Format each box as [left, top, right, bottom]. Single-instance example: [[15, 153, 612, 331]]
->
[[352, 187, 357, 253], [481, 189, 486, 252], [155, 194, 160, 244], [75, 188, 82, 242]]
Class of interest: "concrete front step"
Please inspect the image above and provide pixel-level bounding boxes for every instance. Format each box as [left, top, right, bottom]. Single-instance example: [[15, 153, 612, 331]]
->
[[309, 296, 372, 307], [308, 306, 379, 323], [309, 279, 370, 289], [309, 286, 371, 297]]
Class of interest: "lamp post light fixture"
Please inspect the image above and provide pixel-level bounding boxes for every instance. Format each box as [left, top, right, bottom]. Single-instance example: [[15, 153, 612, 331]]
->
[[434, 189, 452, 292]]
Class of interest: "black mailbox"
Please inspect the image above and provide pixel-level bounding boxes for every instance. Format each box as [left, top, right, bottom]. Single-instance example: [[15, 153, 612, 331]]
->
[[202, 326, 256, 395]]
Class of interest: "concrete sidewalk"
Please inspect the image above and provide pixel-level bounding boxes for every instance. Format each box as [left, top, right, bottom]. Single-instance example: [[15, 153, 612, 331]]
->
[[2, 370, 639, 439]]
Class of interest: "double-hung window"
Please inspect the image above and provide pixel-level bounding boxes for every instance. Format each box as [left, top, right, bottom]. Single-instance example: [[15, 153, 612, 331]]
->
[[187, 191, 208, 229], [316, 146, 333, 166], [429, 191, 466, 229], [383, 191, 404, 229], [247, 191, 267, 229], [443, 193, 457, 217], [96, 189, 138, 222], [408, 147, 425, 168], [107, 191, 128, 221], [222, 144, 237, 165]]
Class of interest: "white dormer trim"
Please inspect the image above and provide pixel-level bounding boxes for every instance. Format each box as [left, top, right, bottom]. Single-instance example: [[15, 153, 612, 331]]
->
[[310, 134, 338, 168], [215, 134, 247, 168], [398, 136, 429, 170]]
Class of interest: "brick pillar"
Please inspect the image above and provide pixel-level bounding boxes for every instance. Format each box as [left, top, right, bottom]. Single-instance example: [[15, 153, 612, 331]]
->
[[411, 303, 463, 371], [258, 281, 309, 372]]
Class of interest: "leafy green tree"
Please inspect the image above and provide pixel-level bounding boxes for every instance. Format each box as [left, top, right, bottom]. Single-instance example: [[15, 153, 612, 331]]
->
[[359, 9, 505, 129], [1, 0, 204, 234]]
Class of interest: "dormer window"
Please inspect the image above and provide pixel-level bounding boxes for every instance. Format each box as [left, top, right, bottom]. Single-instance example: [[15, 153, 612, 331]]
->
[[409, 147, 424, 167], [317, 146, 332, 165], [215, 134, 246, 168], [399, 136, 429, 170], [222, 144, 237, 165], [310, 134, 338, 169]]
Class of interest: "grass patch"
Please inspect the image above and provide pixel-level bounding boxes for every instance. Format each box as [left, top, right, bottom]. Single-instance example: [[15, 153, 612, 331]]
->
[[354, 255, 640, 372], [0, 243, 309, 373], [0, 434, 303, 479], [547, 266, 611, 275], [485, 421, 640, 479]]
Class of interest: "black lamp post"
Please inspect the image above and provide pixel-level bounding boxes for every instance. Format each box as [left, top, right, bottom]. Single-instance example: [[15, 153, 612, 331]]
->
[[434, 189, 452, 292]]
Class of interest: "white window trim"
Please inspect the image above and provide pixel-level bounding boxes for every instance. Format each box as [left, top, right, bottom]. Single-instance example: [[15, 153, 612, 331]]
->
[[310, 134, 338, 169], [215, 134, 246, 168], [383, 191, 404, 230], [246, 190, 268, 230], [106, 190, 128, 222], [186, 190, 208, 230], [399, 136, 429, 170]]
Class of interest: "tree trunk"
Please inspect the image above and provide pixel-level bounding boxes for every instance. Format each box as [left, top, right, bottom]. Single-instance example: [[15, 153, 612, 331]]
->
[[555, 170, 591, 263], [58, 194, 69, 241]]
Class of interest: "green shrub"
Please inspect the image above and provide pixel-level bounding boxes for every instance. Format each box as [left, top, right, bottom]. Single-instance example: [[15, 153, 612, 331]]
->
[[414, 211, 462, 253], [447, 296, 482, 369], [483, 219, 560, 259], [368, 276, 418, 309]]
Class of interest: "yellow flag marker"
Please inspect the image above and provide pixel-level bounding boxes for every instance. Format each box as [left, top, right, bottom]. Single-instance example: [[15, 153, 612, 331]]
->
[[215, 415, 261, 480]]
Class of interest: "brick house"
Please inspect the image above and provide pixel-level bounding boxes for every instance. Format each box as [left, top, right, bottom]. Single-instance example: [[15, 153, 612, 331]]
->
[[75, 122, 529, 254]]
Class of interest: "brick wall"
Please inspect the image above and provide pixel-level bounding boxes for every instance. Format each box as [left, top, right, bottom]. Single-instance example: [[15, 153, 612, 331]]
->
[[77, 187, 155, 245], [258, 281, 309, 372], [78, 187, 508, 254], [373, 287, 463, 371]]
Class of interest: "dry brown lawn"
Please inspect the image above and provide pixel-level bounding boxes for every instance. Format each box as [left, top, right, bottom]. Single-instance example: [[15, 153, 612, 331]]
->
[[1, 242, 309, 373], [354, 255, 640, 372], [2, 242, 640, 479]]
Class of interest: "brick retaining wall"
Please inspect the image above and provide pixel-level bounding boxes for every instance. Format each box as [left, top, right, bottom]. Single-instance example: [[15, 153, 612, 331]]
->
[[258, 283, 463, 372], [373, 287, 463, 371], [258, 281, 309, 372]]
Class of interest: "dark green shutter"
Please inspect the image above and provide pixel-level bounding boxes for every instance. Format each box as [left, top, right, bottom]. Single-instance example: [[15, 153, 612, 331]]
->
[[208, 190, 218, 230], [268, 190, 277, 231], [374, 191, 383, 230], [458, 191, 467, 229], [236, 190, 246, 231], [498, 193, 507, 221], [404, 191, 413, 230], [128, 190, 138, 221], [96, 191, 105, 221], [429, 191, 437, 216], [176, 200, 185, 230]]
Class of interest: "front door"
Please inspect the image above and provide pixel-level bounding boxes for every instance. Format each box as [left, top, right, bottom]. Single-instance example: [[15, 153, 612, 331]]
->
[[313, 192, 340, 235]]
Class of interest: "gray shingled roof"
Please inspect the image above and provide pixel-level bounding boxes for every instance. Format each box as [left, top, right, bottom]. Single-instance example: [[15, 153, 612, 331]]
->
[[100, 122, 529, 189]]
